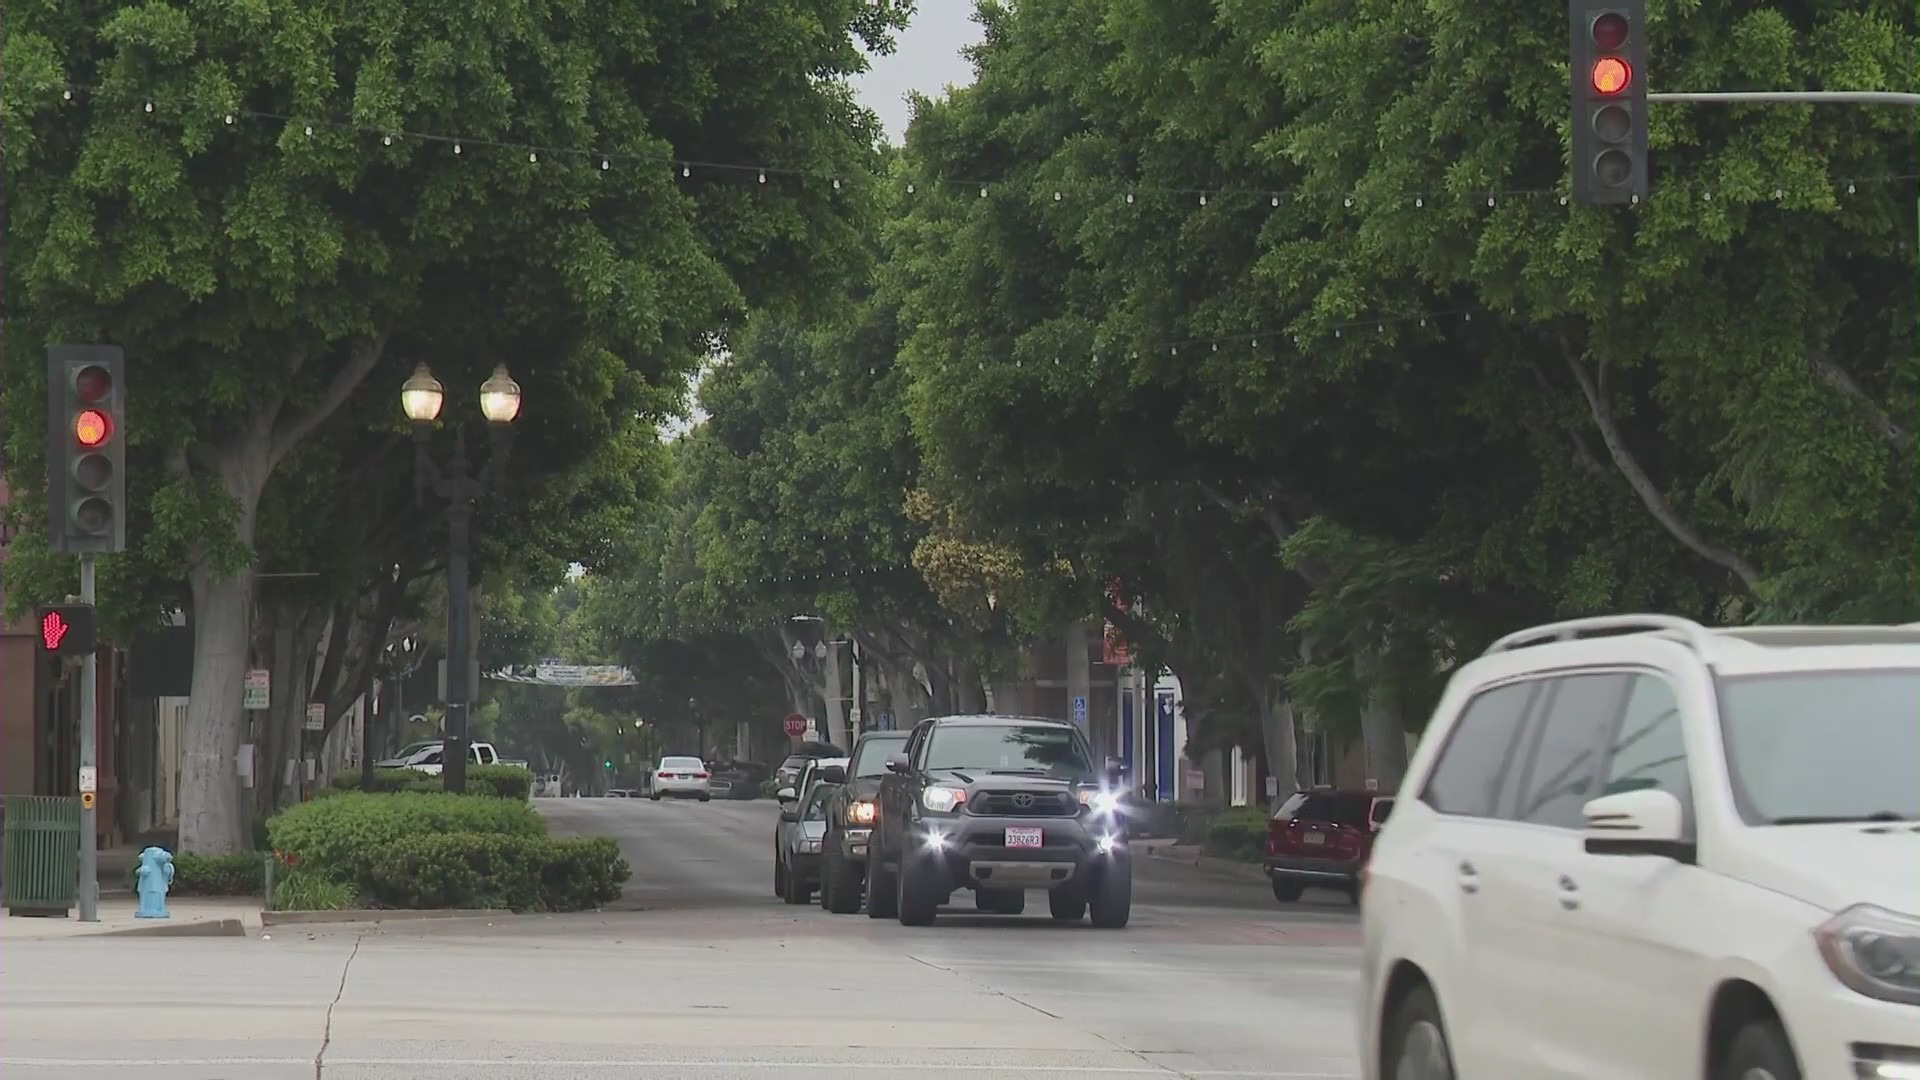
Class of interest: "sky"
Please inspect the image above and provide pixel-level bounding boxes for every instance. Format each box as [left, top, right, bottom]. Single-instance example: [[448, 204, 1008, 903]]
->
[[659, 4, 985, 442]]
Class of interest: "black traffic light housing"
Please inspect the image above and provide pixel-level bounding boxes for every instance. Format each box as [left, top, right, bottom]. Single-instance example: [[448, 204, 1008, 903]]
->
[[1569, 0, 1649, 205], [36, 603, 98, 659], [46, 345, 127, 554]]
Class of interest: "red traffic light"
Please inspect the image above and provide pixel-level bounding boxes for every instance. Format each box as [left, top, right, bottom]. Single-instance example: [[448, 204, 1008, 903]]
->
[[41, 610, 72, 651], [1590, 56, 1631, 95], [74, 409, 112, 448], [73, 364, 112, 403]]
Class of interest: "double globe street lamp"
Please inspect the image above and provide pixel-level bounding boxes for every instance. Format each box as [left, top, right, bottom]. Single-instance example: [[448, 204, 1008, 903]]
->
[[400, 362, 522, 794]]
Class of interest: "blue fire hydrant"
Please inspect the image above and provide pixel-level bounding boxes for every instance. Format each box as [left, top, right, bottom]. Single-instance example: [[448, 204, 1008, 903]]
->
[[134, 846, 175, 919]]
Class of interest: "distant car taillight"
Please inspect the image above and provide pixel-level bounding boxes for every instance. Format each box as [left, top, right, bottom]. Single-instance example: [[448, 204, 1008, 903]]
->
[[693, 772, 710, 779]]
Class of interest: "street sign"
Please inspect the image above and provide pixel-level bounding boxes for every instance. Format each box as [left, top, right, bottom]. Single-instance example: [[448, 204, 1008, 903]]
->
[[304, 703, 325, 731], [782, 713, 808, 738], [243, 669, 270, 710], [804, 717, 818, 738], [1265, 776, 1279, 797], [878, 711, 893, 731], [1071, 696, 1088, 723], [78, 766, 97, 793]]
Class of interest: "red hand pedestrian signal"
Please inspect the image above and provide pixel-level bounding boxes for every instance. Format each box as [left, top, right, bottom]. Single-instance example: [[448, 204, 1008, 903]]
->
[[41, 611, 70, 651]]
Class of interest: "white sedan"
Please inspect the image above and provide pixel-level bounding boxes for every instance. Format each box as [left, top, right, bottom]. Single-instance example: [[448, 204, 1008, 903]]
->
[[650, 757, 712, 801]]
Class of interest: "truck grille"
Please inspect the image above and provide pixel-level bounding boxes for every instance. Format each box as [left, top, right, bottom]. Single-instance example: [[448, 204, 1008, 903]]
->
[[970, 792, 1077, 817]]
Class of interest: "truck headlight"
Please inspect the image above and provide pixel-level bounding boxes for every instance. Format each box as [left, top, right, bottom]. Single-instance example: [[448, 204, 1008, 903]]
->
[[1078, 789, 1120, 815], [921, 787, 966, 813], [848, 800, 877, 824], [1815, 904, 1920, 1005]]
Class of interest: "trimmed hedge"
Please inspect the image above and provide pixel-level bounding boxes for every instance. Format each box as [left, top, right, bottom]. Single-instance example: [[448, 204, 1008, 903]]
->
[[1203, 807, 1273, 863], [326, 765, 533, 801], [128, 851, 266, 896], [361, 833, 629, 912], [267, 791, 545, 878]]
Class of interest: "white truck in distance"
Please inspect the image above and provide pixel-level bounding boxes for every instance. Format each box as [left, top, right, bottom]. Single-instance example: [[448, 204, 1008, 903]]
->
[[374, 740, 500, 777]]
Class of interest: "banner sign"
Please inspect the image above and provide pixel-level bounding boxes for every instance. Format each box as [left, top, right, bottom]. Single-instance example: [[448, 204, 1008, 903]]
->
[[488, 662, 638, 687]]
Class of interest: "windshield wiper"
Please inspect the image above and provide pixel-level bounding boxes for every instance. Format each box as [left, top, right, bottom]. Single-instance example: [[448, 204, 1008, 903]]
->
[[1770, 811, 1913, 825]]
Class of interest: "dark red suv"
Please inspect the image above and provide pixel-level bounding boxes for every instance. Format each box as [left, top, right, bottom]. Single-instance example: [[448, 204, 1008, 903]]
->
[[1264, 789, 1394, 904]]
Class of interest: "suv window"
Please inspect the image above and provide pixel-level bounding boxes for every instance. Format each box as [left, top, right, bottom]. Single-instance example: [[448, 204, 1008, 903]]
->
[[1275, 792, 1373, 826], [1512, 674, 1629, 828], [851, 735, 907, 778], [1601, 674, 1690, 804], [1421, 681, 1539, 818], [802, 785, 832, 820], [1719, 669, 1920, 825]]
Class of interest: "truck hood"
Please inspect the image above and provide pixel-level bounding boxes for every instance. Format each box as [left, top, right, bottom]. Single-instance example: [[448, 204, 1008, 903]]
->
[[1726, 822, 1920, 915]]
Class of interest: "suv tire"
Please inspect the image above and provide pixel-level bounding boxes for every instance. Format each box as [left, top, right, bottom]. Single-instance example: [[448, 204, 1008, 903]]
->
[[1088, 859, 1132, 928], [896, 853, 942, 926], [1048, 889, 1086, 922], [1719, 1019, 1801, 1080], [650, 791, 662, 801], [1382, 983, 1455, 1080], [867, 859, 899, 919], [824, 838, 863, 914], [1271, 878, 1304, 903]]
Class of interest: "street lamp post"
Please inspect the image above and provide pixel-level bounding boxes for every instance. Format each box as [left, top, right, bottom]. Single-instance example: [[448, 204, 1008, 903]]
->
[[401, 362, 522, 795]]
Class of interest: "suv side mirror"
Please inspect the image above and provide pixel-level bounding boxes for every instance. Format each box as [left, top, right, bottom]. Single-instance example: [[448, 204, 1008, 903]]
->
[[1582, 789, 1695, 864], [885, 753, 911, 774], [820, 765, 847, 785], [776, 786, 797, 804]]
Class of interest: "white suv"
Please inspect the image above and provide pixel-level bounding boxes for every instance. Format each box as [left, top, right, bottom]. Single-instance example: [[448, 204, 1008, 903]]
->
[[1360, 615, 1919, 1080]]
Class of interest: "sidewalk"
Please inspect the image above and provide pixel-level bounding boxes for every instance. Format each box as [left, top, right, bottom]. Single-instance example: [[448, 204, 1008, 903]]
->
[[0, 896, 260, 940]]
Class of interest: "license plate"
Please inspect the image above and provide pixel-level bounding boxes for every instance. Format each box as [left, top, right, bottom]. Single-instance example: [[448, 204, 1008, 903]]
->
[[1005, 827, 1043, 849], [1303, 831, 1326, 846]]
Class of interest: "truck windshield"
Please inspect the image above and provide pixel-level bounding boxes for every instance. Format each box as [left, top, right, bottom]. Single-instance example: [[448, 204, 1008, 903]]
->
[[1718, 669, 1919, 825], [851, 735, 908, 778], [924, 724, 1091, 776]]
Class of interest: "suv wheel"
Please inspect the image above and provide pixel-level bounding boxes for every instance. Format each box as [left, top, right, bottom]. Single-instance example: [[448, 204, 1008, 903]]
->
[[896, 852, 942, 926], [1383, 984, 1455, 1080], [1718, 1019, 1801, 1080], [824, 838, 863, 914], [1088, 858, 1132, 928], [1047, 889, 1086, 922], [867, 859, 899, 919], [1271, 878, 1304, 903]]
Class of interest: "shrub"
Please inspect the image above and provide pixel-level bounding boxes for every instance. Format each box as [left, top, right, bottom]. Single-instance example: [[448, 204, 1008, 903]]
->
[[273, 869, 356, 912], [266, 792, 545, 878], [128, 852, 266, 896], [757, 777, 781, 800], [327, 765, 533, 800], [1203, 807, 1273, 863], [360, 833, 630, 912]]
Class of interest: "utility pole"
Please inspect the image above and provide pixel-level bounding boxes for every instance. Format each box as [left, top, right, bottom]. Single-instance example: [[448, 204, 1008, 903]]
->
[[77, 555, 98, 923]]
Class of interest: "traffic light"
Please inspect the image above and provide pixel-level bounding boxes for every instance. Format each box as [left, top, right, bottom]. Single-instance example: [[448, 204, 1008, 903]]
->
[[45, 345, 127, 554], [35, 603, 97, 659], [1569, 0, 1648, 205], [604, 759, 614, 769]]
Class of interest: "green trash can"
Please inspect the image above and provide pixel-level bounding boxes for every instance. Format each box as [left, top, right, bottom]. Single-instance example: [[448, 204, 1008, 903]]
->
[[3, 796, 82, 917]]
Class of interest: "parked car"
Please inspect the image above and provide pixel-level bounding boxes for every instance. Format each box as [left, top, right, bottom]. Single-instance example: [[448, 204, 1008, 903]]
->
[[774, 740, 847, 794], [1264, 789, 1393, 904], [872, 715, 1130, 928], [819, 730, 910, 913], [649, 756, 712, 801], [1359, 614, 1920, 1080], [774, 757, 848, 903], [775, 770, 840, 904], [711, 760, 771, 800]]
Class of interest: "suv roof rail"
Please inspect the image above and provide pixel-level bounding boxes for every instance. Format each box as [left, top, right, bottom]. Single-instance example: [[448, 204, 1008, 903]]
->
[[1483, 614, 1714, 657]]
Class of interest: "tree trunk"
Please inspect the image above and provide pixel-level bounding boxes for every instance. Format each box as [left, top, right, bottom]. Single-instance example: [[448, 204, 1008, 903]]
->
[[953, 658, 987, 713], [824, 644, 849, 749], [256, 604, 321, 818], [179, 567, 257, 854], [1258, 689, 1302, 812], [1359, 686, 1409, 792]]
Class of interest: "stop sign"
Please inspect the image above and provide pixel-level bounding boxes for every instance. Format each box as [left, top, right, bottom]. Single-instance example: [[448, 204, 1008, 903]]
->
[[782, 713, 808, 738]]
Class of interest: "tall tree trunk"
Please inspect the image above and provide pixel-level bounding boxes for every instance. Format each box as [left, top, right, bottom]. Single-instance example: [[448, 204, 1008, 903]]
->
[[1258, 687, 1302, 812], [180, 567, 258, 855], [953, 658, 987, 713], [824, 644, 849, 749], [1359, 688, 1409, 792]]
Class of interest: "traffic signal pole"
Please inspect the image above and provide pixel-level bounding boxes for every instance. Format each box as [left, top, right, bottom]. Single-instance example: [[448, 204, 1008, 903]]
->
[[1648, 91, 1920, 106], [77, 554, 98, 923]]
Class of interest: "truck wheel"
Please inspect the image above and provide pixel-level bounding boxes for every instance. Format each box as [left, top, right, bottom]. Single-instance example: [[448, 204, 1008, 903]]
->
[[1088, 858, 1132, 929], [1048, 889, 1086, 922], [867, 860, 899, 919], [1271, 877, 1304, 903], [896, 854, 942, 927], [976, 888, 1025, 915], [824, 840, 864, 914]]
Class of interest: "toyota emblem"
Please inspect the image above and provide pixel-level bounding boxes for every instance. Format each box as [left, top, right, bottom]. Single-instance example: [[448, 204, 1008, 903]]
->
[[1011, 792, 1035, 809]]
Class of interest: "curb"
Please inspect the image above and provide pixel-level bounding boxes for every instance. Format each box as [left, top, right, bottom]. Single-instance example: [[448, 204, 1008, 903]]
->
[[1136, 842, 1269, 882], [261, 908, 513, 927], [91, 917, 247, 938]]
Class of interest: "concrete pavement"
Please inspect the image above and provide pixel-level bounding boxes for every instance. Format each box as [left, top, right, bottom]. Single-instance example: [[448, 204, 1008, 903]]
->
[[0, 797, 1365, 1079]]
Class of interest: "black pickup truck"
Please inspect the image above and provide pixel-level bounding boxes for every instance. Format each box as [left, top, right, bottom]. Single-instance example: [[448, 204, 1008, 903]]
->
[[819, 730, 909, 913], [870, 715, 1131, 928]]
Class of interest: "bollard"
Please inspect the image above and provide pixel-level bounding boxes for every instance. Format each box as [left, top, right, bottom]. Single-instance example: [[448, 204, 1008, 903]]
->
[[133, 846, 174, 919]]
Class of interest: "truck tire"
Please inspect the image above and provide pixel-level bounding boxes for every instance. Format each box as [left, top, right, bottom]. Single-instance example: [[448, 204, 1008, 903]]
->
[[1048, 889, 1086, 922], [896, 854, 942, 927], [867, 860, 899, 919], [1088, 857, 1132, 929], [975, 888, 1026, 915], [824, 839, 864, 914]]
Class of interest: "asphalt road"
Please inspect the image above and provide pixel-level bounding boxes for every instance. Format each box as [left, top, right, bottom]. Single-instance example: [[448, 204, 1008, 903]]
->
[[0, 797, 1364, 1080]]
